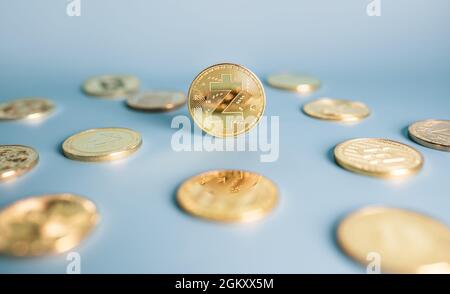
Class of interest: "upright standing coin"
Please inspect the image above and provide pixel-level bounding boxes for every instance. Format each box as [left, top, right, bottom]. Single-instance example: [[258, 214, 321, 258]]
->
[[127, 90, 186, 112], [82, 75, 140, 98], [0, 193, 98, 257], [0, 145, 39, 181], [334, 138, 423, 178], [267, 73, 320, 94], [408, 119, 450, 152], [62, 128, 142, 162], [303, 98, 370, 122], [337, 206, 450, 274], [177, 170, 278, 222], [188, 63, 265, 137], [0, 98, 54, 120]]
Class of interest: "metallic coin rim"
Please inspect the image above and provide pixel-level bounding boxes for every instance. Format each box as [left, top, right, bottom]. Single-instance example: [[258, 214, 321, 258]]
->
[[0, 98, 55, 120], [266, 73, 321, 93], [302, 98, 370, 121], [0, 145, 39, 181], [126, 90, 186, 112], [408, 119, 450, 152], [82, 75, 140, 98]]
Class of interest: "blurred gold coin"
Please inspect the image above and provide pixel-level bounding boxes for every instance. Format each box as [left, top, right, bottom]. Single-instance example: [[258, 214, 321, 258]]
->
[[267, 73, 320, 94], [0, 98, 54, 120], [0, 145, 38, 181], [188, 63, 265, 137], [0, 193, 98, 257], [82, 75, 140, 98], [337, 206, 450, 273], [127, 90, 186, 112], [303, 98, 370, 121], [408, 119, 450, 152], [334, 138, 423, 178], [62, 127, 142, 162], [177, 170, 278, 222]]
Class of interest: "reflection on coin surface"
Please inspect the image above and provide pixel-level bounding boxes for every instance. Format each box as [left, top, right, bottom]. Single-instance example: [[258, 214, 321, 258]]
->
[[0, 98, 54, 120], [0, 145, 39, 181], [177, 170, 278, 222], [62, 128, 142, 162], [408, 119, 450, 152], [127, 90, 186, 111], [188, 63, 265, 137], [334, 138, 423, 178], [337, 206, 450, 273], [303, 98, 370, 121], [0, 193, 98, 257], [82, 75, 140, 98], [267, 73, 320, 94]]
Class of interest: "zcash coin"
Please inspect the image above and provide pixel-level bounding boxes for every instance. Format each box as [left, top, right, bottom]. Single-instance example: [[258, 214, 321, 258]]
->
[[0, 98, 54, 120], [303, 98, 370, 121], [82, 75, 140, 98], [408, 119, 450, 152], [267, 73, 320, 94], [337, 206, 450, 273], [62, 127, 142, 162], [0, 193, 98, 257], [0, 145, 38, 181], [334, 138, 423, 178], [188, 63, 265, 137], [177, 170, 278, 222], [127, 90, 186, 111]]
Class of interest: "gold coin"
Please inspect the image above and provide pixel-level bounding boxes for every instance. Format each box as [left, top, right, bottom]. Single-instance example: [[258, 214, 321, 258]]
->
[[82, 75, 140, 98], [408, 119, 450, 152], [0, 98, 54, 120], [266, 73, 320, 94], [303, 98, 370, 121], [62, 127, 142, 162], [188, 63, 265, 137], [337, 206, 450, 273], [0, 145, 39, 181], [334, 138, 423, 178], [177, 170, 278, 222], [0, 193, 98, 257], [127, 90, 186, 112]]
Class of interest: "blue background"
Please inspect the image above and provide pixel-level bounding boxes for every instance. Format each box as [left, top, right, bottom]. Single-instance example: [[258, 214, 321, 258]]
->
[[0, 0, 449, 273]]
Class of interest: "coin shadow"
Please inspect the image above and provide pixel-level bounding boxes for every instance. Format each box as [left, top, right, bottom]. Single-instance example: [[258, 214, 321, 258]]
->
[[401, 125, 410, 141], [326, 146, 337, 166]]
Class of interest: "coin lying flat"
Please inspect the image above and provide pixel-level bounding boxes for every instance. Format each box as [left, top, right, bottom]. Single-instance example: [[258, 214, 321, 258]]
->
[[127, 90, 186, 112], [62, 128, 142, 162], [337, 206, 450, 273], [0, 193, 98, 257], [0, 145, 39, 181], [188, 63, 265, 137], [334, 138, 423, 178], [82, 75, 140, 98], [266, 73, 320, 94], [408, 119, 450, 152], [303, 98, 370, 121], [177, 170, 278, 222], [0, 98, 54, 120]]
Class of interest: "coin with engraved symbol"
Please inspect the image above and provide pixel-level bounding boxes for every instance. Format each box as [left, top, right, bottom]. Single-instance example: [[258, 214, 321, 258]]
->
[[0, 98, 54, 120], [177, 170, 278, 222], [408, 119, 450, 152], [0, 193, 98, 257], [127, 90, 186, 112], [267, 73, 320, 94], [82, 75, 140, 98], [62, 128, 142, 162], [337, 206, 450, 273], [188, 63, 265, 137], [0, 145, 39, 181], [334, 138, 423, 178], [303, 98, 370, 121]]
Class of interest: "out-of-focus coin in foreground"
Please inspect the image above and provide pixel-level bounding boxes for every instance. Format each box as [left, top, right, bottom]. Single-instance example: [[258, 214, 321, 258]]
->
[[337, 206, 450, 273], [408, 119, 450, 152], [127, 90, 186, 112], [0, 98, 54, 120], [0, 193, 98, 257], [62, 127, 142, 162], [177, 170, 278, 222], [82, 75, 140, 98], [0, 145, 39, 181], [303, 98, 370, 121], [334, 138, 423, 178], [266, 73, 320, 94]]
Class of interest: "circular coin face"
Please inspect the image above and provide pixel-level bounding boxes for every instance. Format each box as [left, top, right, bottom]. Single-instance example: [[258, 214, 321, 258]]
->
[[127, 90, 186, 111], [62, 128, 142, 162], [188, 63, 265, 137], [334, 138, 423, 178], [0, 145, 39, 181], [337, 206, 450, 273], [0, 98, 54, 120], [0, 193, 98, 257], [303, 98, 370, 121], [177, 170, 278, 222], [408, 119, 450, 152], [82, 75, 140, 98], [267, 73, 320, 94]]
